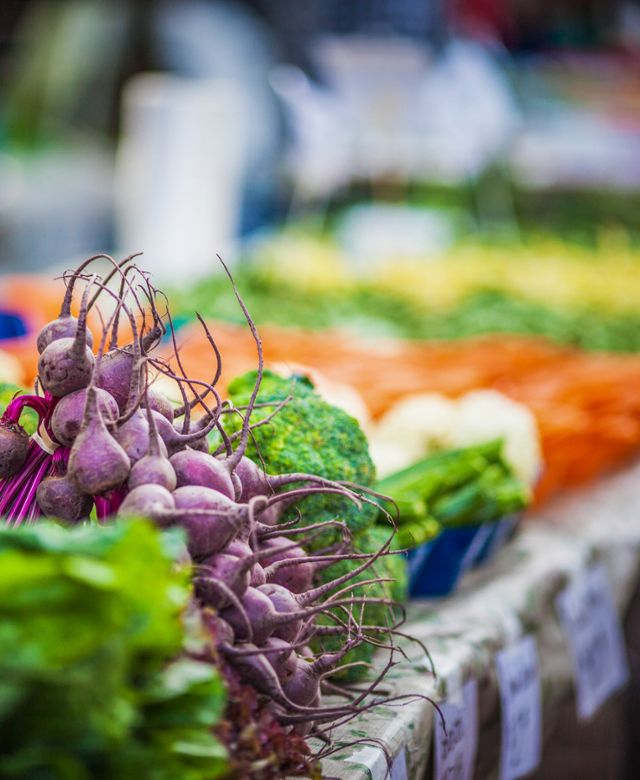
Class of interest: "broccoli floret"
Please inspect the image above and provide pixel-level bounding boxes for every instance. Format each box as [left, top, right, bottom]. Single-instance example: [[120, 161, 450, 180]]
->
[[222, 370, 377, 536]]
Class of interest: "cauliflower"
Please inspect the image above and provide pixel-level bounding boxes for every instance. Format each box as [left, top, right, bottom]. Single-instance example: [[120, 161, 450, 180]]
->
[[451, 390, 542, 485], [369, 393, 457, 477], [369, 389, 542, 485]]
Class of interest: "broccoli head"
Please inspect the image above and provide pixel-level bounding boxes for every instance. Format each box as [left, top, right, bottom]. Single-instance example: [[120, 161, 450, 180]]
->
[[222, 370, 377, 535]]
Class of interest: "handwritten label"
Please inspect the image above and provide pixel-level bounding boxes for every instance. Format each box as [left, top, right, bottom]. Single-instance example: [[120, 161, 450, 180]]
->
[[556, 563, 629, 720], [434, 678, 478, 780], [496, 635, 542, 780]]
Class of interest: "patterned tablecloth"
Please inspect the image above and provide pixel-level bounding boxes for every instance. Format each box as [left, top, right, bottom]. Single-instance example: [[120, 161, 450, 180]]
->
[[312, 463, 640, 780]]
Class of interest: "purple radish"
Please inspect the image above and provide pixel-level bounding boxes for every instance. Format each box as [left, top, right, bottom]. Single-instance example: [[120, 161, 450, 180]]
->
[[51, 387, 118, 447], [172, 485, 246, 558], [151, 411, 207, 456], [128, 456, 176, 491], [222, 647, 302, 710], [234, 456, 271, 500], [0, 420, 30, 479], [233, 457, 282, 525], [150, 410, 181, 453], [127, 400, 176, 490], [204, 613, 235, 645], [299, 645, 314, 659], [37, 317, 94, 356], [179, 414, 211, 452], [250, 563, 267, 587], [170, 450, 234, 497], [37, 280, 95, 397], [261, 637, 298, 680], [94, 350, 136, 412], [38, 337, 95, 398], [261, 536, 314, 594], [222, 649, 348, 719], [221, 586, 331, 645], [35, 252, 136, 355], [282, 640, 361, 709], [183, 432, 209, 453], [36, 474, 93, 524], [142, 387, 174, 422], [95, 327, 163, 412], [221, 586, 282, 644], [68, 385, 131, 495], [115, 410, 168, 464], [118, 484, 175, 524], [36, 260, 96, 354], [281, 658, 320, 708], [226, 540, 253, 558], [195, 552, 253, 609], [258, 582, 303, 643]]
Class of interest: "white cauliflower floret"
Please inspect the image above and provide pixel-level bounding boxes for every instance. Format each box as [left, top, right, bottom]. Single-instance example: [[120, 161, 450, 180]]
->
[[369, 388, 543, 484], [369, 393, 457, 476], [451, 390, 542, 485], [368, 439, 416, 479]]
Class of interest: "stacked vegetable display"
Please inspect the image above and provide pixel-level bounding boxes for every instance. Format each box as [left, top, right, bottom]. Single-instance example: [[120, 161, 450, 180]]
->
[[168, 232, 640, 352], [0, 255, 418, 776]]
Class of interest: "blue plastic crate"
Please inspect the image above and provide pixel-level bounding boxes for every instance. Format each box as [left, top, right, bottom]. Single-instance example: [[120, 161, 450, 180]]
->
[[407, 515, 520, 597], [408, 525, 481, 597], [472, 514, 520, 567]]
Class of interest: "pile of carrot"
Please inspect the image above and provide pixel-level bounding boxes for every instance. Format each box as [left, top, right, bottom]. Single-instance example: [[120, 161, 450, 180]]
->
[[171, 322, 640, 503]]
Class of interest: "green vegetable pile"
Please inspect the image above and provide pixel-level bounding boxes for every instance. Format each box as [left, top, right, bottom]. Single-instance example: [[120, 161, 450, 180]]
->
[[171, 268, 640, 353], [408, 291, 640, 354], [221, 370, 378, 536], [376, 440, 530, 549], [0, 520, 228, 780]]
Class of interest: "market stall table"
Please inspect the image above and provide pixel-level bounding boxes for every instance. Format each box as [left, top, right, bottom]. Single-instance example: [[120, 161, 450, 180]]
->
[[316, 462, 640, 780]]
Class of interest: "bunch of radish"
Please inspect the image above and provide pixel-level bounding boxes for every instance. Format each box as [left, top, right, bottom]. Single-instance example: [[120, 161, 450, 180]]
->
[[0, 255, 420, 744]]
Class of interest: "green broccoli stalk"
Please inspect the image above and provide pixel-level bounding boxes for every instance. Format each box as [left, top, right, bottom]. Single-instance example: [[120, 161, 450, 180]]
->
[[220, 370, 378, 537]]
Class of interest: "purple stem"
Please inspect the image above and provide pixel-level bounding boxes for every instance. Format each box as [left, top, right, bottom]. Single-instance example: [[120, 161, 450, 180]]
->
[[0, 442, 46, 516], [10, 453, 52, 526], [107, 488, 126, 516], [94, 488, 127, 523], [94, 496, 110, 523], [19, 456, 52, 525], [2, 394, 50, 424]]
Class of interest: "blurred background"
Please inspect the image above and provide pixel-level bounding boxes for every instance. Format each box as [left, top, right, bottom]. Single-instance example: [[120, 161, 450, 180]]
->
[[3, 0, 640, 506], [1, 0, 640, 275]]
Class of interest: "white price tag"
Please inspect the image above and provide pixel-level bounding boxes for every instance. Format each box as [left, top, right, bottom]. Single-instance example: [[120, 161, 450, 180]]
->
[[556, 563, 629, 720], [496, 635, 542, 780], [434, 678, 478, 780]]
